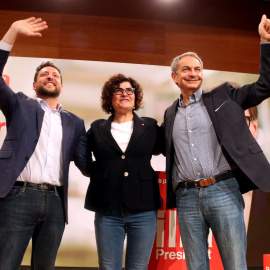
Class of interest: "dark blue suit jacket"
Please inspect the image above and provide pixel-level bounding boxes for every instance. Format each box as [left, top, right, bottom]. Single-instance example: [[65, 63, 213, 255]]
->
[[0, 49, 87, 223], [163, 43, 270, 209]]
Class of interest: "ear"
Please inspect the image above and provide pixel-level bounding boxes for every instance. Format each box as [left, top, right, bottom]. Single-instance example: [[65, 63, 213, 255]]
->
[[171, 72, 176, 81], [171, 72, 178, 86], [33, 82, 36, 91], [252, 120, 258, 139]]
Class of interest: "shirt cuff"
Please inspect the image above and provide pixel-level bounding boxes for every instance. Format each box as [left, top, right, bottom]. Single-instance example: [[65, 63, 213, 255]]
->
[[0, 41, 13, 51]]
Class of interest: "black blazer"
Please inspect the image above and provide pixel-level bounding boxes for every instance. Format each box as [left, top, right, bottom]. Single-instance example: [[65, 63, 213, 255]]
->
[[163, 43, 270, 209], [0, 49, 87, 223], [84, 113, 163, 212]]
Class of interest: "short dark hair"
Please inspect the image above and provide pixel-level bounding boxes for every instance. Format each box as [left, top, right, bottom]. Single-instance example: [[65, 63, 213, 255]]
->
[[101, 74, 143, 114], [34, 61, 63, 83]]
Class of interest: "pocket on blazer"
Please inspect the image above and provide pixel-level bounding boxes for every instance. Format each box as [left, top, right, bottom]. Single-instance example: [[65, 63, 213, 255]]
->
[[0, 150, 13, 159], [140, 171, 157, 202]]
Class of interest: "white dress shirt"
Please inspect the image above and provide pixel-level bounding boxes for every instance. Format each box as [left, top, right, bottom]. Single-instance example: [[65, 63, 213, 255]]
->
[[17, 99, 63, 186]]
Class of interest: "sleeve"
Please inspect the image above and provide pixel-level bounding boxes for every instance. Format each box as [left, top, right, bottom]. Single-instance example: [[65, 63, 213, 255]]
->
[[152, 119, 166, 156], [73, 119, 90, 177], [0, 49, 16, 117], [227, 43, 270, 109]]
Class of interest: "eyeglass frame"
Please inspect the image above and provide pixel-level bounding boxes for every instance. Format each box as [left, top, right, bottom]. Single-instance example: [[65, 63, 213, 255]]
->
[[114, 87, 135, 95]]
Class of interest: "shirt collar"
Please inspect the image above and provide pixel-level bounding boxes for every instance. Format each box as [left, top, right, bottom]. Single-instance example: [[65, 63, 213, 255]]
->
[[179, 88, 203, 107], [36, 98, 63, 113]]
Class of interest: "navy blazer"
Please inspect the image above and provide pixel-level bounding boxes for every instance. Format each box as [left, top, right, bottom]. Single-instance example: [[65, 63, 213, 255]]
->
[[84, 113, 163, 212], [163, 43, 270, 209], [0, 49, 87, 223]]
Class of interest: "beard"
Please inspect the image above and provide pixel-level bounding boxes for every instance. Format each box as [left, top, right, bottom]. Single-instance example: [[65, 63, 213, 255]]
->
[[35, 84, 61, 98]]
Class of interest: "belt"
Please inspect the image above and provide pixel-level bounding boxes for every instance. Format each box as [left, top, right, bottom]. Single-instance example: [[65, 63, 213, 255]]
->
[[14, 181, 61, 191], [177, 171, 234, 189]]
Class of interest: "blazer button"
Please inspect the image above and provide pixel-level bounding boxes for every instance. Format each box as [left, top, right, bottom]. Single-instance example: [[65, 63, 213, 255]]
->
[[124, 172, 129, 177], [25, 156, 29, 160], [34, 139, 38, 143], [121, 155, 125, 159]]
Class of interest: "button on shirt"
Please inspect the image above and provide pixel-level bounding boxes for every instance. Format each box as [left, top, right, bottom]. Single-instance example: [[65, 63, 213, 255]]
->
[[18, 99, 63, 186], [172, 88, 231, 187]]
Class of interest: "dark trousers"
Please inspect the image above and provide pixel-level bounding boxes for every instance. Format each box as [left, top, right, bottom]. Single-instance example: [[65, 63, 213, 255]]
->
[[0, 184, 65, 270]]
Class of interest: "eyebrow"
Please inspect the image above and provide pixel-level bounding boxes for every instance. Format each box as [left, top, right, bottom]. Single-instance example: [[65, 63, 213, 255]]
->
[[181, 65, 201, 69], [40, 71, 60, 76]]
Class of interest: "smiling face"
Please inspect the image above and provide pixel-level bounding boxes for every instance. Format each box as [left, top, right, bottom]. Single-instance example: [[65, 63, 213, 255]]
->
[[112, 81, 135, 114], [172, 55, 203, 95], [33, 66, 63, 98]]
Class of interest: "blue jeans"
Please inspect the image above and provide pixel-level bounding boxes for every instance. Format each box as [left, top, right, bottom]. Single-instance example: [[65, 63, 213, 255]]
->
[[0, 184, 65, 270], [175, 178, 247, 270], [95, 208, 157, 270]]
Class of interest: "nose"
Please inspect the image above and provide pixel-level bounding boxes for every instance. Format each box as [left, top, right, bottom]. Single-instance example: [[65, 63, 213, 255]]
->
[[189, 69, 196, 76], [46, 72, 55, 80]]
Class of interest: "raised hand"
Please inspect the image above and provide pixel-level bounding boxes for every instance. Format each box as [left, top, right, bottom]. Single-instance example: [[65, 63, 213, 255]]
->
[[2, 17, 48, 45], [259, 14, 270, 43]]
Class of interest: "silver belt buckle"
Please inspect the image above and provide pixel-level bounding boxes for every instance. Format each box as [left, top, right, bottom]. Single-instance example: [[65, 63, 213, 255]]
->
[[39, 184, 49, 190]]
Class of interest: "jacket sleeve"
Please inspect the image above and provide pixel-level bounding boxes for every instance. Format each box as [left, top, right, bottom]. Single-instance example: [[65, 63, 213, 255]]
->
[[0, 49, 17, 117], [159, 122, 166, 156], [227, 43, 270, 109], [73, 120, 90, 177], [153, 122, 166, 156]]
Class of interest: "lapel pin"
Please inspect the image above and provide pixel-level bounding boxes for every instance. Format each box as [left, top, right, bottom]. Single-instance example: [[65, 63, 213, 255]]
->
[[142, 123, 144, 126]]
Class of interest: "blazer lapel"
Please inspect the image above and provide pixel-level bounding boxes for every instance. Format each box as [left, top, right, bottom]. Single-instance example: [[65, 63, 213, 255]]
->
[[202, 91, 214, 121], [166, 99, 178, 149], [61, 112, 73, 165], [202, 90, 222, 141], [98, 115, 122, 153], [125, 113, 146, 152]]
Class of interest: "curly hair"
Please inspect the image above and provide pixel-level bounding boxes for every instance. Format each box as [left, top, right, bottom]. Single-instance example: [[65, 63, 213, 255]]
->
[[101, 74, 144, 114]]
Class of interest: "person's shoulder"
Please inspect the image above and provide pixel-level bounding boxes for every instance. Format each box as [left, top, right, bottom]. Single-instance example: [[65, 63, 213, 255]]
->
[[140, 116, 158, 125], [61, 110, 84, 123], [140, 116, 157, 122], [18, 92, 35, 102], [204, 82, 233, 97], [90, 118, 107, 128]]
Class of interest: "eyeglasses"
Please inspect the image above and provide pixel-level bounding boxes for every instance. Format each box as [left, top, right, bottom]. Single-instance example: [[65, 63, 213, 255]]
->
[[114, 88, 135, 95], [245, 116, 252, 127]]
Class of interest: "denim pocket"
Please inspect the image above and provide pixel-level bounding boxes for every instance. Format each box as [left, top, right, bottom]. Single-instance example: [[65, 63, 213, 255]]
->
[[4, 186, 23, 199], [214, 178, 239, 191], [175, 186, 187, 198]]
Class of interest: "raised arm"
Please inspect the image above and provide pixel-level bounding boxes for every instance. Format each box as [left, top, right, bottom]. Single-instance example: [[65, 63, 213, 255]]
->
[[259, 14, 270, 43], [1, 17, 48, 45]]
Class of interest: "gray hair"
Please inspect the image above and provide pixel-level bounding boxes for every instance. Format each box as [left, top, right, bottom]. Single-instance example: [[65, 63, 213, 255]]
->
[[171, 52, 203, 74]]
